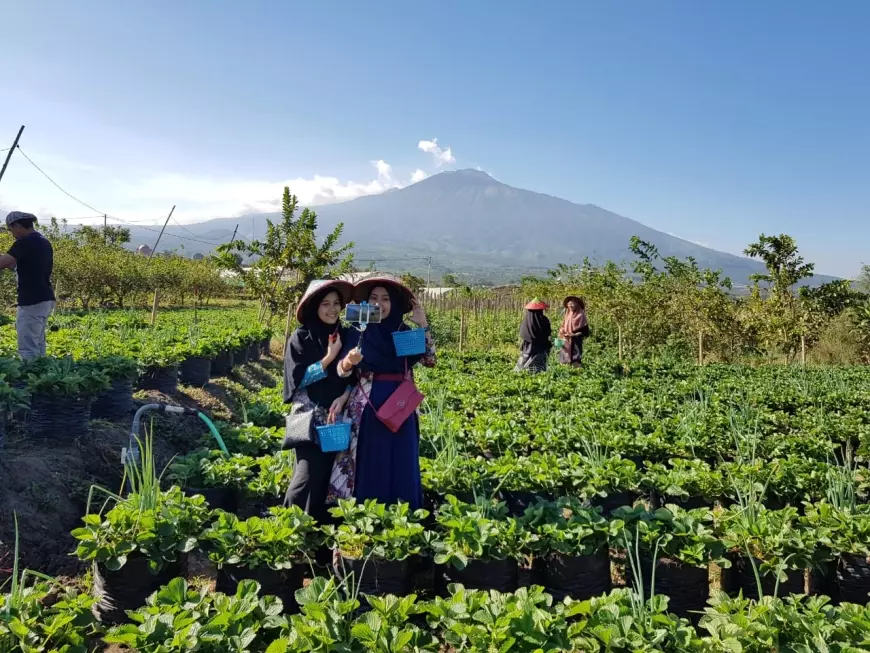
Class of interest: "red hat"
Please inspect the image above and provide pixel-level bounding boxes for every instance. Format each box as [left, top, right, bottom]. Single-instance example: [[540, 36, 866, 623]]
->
[[352, 273, 416, 315], [525, 298, 549, 310], [295, 279, 354, 323]]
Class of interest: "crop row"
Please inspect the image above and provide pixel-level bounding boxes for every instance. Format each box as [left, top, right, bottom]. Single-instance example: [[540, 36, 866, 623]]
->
[[9, 576, 870, 652], [72, 477, 870, 616]]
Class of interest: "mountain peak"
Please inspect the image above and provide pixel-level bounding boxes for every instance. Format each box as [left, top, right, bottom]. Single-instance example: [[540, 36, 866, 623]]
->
[[436, 168, 495, 181]]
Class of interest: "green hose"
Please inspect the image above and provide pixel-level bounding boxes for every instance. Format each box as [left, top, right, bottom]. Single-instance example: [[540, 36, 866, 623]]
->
[[197, 411, 229, 454]]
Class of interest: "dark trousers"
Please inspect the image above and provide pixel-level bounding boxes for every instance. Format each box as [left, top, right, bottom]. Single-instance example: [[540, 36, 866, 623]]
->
[[284, 443, 336, 524]]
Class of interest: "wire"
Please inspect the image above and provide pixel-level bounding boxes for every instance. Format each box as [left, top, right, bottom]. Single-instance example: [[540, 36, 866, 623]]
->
[[17, 147, 104, 214], [16, 146, 221, 248]]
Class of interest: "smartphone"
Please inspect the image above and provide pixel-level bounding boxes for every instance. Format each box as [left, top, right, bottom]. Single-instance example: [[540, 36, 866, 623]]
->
[[344, 302, 383, 324]]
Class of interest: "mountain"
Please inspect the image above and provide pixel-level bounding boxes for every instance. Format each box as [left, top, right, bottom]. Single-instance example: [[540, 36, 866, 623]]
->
[[115, 169, 835, 286]]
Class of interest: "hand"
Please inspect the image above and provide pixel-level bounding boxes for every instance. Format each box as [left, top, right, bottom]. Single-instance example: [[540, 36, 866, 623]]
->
[[345, 347, 364, 367], [410, 301, 428, 328], [327, 394, 348, 424], [326, 332, 342, 360]]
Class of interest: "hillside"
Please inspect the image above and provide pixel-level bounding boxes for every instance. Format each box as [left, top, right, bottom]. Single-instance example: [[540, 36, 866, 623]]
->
[[115, 170, 835, 286]]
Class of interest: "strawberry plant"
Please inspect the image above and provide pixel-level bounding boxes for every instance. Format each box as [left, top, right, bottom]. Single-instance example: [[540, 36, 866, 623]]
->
[[200, 507, 321, 570], [104, 577, 285, 652], [326, 499, 431, 561], [71, 485, 210, 573], [431, 496, 527, 569]]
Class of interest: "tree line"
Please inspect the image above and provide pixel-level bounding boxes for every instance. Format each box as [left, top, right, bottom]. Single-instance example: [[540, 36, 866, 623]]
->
[[516, 234, 870, 364], [0, 220, 232, 310]]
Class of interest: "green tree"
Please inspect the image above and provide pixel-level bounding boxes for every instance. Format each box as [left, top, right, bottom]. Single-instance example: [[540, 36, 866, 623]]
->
[[215, 187, 354, 330], [400, 273, 425, 295], [743, 233, 815, 361]]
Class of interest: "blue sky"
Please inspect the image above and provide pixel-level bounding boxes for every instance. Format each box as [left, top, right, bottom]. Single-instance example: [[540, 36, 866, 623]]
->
[[1, 0, 868, 276]]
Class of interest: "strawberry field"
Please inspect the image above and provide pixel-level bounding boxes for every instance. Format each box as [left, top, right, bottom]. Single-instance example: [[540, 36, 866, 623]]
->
[[4, 310, 870, 651]]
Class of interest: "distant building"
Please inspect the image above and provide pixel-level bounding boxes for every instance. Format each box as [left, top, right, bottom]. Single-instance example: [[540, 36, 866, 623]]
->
[[136, 244, 152, 256]]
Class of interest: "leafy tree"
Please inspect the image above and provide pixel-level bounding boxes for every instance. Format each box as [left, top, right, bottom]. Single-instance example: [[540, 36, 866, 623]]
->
[[442, 274, 459, 287], [75, 225, 132, 247], [743, 234, 815, 361], [215, 187, 354, 326], [744, 234, 814, 292], [400, 273, 426, 295]]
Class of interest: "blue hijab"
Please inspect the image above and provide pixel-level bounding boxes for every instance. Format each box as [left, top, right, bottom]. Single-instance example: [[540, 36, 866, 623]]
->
[[343, 285, 422, 375]]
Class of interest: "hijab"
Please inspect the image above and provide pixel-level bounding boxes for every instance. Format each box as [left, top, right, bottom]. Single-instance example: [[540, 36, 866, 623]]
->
[[520, 309, 551, 354], [342, 284, 421, 375], [283, 288, 348, 408], [561, 305, 588, 337]]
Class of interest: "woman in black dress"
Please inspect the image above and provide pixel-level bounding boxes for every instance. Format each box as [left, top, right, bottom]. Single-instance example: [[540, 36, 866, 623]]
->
[[283, 279, 354, 521], [515, 299, 552, 373]]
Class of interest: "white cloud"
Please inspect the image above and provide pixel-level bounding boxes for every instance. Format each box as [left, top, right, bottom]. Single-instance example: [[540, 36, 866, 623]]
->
[[0, 138, 452, 225], [418, 138, 455, 166]]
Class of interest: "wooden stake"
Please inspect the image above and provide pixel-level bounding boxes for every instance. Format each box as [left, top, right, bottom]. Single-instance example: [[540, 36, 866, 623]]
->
[[698, 330, 704, 366], [801, 334, 807, 367], [283, 298, 294, 355], [459, 304, 465, 353], [618, 324, 623, 361], [150, 290, 159, 326]]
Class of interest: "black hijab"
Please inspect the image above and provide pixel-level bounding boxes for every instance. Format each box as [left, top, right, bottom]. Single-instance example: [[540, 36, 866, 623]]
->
[[283, 288, 348, 408], [342, 284, 422, 375], [520, 309, 552, 355]]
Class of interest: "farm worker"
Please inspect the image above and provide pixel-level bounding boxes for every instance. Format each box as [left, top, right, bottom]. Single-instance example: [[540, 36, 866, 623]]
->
[[515, 298, 551, 373], [0, 212, 55, 360], [282, 279, 355, 523], [558, 295, 590, 368], [330, 274, 434, 510]]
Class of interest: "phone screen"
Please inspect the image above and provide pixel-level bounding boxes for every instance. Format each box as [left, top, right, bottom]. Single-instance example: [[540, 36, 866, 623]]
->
[[345, 303, 383, 324]]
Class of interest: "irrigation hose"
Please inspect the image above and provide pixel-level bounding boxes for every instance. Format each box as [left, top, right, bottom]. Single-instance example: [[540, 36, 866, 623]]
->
[[196, 410, 228, 454]]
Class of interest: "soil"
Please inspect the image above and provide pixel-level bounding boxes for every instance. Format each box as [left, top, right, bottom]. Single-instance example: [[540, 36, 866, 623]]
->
[[0, 358, 280, 585]]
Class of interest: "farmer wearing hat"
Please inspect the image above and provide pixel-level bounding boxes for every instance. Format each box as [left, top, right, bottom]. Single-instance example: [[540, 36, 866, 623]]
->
[[515, 298, 551, 373], [0, 211, 55, 359]]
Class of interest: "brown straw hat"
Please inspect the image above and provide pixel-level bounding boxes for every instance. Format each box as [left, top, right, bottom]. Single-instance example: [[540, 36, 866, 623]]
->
[[295, 280, 354, 323], [352, 273, 416, 314]]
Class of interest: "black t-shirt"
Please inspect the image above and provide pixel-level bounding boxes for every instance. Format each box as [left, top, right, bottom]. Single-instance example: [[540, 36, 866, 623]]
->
[[8, 232, 55, 306]]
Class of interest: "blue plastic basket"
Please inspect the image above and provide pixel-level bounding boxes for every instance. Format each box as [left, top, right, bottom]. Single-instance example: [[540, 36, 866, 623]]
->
[[392, 328, 427, 356], [316, 422, 351, 452]]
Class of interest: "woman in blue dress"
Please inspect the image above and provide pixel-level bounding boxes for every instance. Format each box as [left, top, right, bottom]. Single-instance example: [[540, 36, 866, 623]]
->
[[328, 276, 435, 510]]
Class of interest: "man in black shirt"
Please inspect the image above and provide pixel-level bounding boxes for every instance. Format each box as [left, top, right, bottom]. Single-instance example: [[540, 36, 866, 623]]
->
[[0, 211, 55, 359]]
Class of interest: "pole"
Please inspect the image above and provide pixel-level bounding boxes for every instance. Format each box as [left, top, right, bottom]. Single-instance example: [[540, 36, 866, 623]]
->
[[618, 324, 623, 362], [459, 302, 465, 353], [698, 330, 704, 366], [229, 224, 238, 244], [0, 125, 25, 186], [148, 205, 176, 260], [427, 257, 432, 291], [103, 214, 107, 243], [150, 289, 160, 326], [801, 334, 807, 367]]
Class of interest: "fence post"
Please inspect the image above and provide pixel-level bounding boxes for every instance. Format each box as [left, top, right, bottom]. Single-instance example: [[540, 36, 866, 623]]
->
[[801, 334, 807, 367], [150, 290, 159, 326], [283, 300, 294, 355], [698, 330, 704, 365], [618, 324, 623, 362], [459, 303, 465, 353]]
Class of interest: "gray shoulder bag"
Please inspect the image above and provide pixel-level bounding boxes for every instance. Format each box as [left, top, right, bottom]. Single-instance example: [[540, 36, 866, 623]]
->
[[283, 400, 318, 450]]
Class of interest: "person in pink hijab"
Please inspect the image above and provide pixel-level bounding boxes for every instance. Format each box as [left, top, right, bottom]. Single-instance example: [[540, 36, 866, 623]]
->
[[558, 296, 589, 367]]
